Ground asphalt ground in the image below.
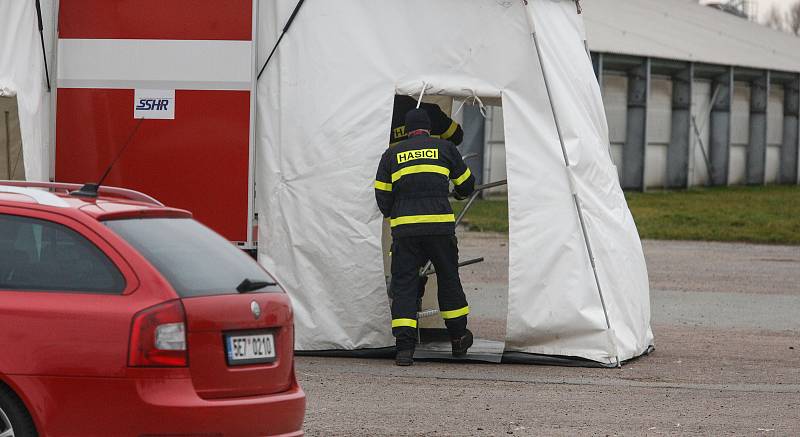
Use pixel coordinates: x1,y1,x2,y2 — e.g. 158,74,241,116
297,233,800,436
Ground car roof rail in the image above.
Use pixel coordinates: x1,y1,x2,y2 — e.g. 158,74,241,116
0,181,164,207
0,184,70,208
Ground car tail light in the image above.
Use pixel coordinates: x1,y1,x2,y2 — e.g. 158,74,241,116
128,300,188,367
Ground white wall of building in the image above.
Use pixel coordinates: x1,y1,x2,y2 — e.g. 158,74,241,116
689,80,713,187
480,69,795,190
766,85,784,184
602,74,627,179
645,77,672,188
483,105,507,196
729,82,751,185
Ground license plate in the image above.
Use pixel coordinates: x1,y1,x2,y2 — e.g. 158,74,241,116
225,332,276,365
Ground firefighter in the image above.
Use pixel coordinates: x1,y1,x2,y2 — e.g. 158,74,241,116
390,95,464,147
389,95,464,305
375,108,475,366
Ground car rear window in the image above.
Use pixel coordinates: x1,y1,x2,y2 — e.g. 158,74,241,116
105,218,273,297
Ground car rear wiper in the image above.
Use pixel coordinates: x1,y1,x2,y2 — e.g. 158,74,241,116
236,278,277,293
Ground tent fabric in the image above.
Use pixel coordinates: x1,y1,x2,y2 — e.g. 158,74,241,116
257,0,652,364
0,0,52,181
510,2,653,363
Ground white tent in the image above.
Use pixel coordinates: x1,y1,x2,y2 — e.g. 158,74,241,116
0,0,53,182
257,0,653,365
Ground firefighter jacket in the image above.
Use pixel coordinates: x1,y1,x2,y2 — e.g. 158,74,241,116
375,133,475,238
390,95,464,146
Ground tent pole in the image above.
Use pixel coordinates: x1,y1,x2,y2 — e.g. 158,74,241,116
526,6,619,367
257,0,306,80
34,0,51,92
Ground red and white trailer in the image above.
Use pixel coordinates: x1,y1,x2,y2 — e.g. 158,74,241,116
53,1,258,248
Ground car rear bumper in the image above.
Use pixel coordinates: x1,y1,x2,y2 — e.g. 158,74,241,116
8,373,305,436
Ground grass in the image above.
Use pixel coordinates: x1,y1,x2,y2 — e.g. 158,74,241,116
452,185,800,244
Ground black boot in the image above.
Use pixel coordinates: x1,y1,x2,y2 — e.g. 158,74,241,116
451,329,473,357
395,348,414,366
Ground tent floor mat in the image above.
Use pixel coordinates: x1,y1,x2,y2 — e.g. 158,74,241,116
296,339,505,363
413,328,504,363
296,347,395,359
296,334,655,367
414,338,505,363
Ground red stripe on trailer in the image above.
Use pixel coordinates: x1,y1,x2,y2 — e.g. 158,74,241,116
58,0,252,41
55,88,250,242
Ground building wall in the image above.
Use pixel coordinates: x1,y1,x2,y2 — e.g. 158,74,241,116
690,79,713,187
0,96,25,180
477,60,798,190
483,105,507,196
602,74,627,178
766,85,784,184
645,76,672,188
729,82,750,185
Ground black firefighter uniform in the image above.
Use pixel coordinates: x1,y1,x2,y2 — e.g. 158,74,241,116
374,131,476,350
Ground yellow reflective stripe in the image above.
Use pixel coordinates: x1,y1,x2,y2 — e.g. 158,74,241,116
391,164,450,183
392,318,418,328
390,214,455,227
452,167,472,186
374,180,392,192
440,306,470,319
440,121,459,140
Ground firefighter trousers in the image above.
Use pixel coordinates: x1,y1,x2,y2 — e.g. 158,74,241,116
390,234,469,351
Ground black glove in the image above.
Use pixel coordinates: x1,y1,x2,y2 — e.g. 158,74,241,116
452,190,468,201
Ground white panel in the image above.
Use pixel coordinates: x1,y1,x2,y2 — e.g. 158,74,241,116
767,86,784,146
766,145,781,184
602,74,627,144
485,106,507,194
57,39,252,90
611,143,623,177
764,80,782,184
644,77,671,189
729,145,747,185
731,83,750,146
647,77,672,144
487,143,508,194
488,106,505,142
690,80,712,187
645,144,667,188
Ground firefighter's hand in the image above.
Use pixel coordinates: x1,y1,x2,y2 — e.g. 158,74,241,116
451,190,468,201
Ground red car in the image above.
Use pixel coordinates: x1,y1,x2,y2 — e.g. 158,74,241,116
0,181,304,437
